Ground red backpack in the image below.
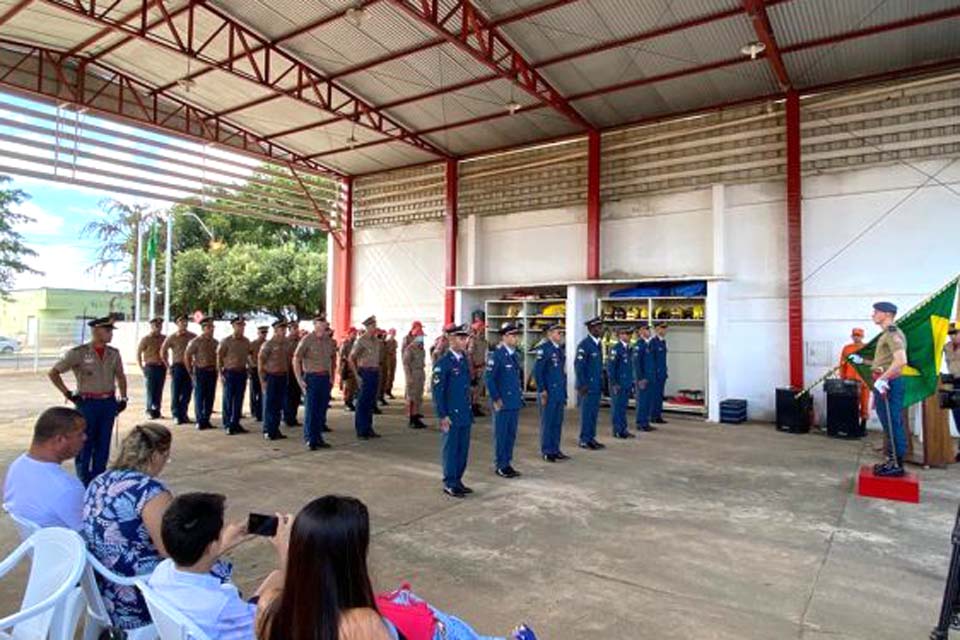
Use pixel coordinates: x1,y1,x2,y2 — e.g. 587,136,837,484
375,583,437,640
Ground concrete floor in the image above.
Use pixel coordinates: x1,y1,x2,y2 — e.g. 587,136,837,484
1,370,958,639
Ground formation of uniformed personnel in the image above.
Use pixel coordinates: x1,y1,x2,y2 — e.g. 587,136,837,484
838,327,871,432
946,324,960,432
574,316,605,450
847,301,908,476
283,324,303,427
184,317,218,431
649,322,669,424
608,326,635,439
137,317,166,419
349,316,382,440
432,323,474,497
380,328,398,401
161,315,196,424
217,317,250,435
293,315,336,450
248,325,268,422
485,323,524,478
467,320,488,418
339,327,358,411
48,316,128,485
259,319,290,441
632,323,658,433
402,321,428,429
534,323,569,462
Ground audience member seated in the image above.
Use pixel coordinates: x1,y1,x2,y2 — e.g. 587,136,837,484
3,406,86,530
256,495,536,640
149,492,287,640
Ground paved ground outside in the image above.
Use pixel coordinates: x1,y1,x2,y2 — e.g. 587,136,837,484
1,370,957,639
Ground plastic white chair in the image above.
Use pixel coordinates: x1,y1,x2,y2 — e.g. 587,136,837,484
0,528,86,640
1,503,39,542
81,554,156,640
135,580,212,640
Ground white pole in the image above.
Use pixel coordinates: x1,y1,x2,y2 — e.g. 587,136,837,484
134,215,143,346
164,212,172,333
149,255,156,320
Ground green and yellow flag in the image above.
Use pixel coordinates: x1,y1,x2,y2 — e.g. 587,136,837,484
145,220,159,262
852,276,958,407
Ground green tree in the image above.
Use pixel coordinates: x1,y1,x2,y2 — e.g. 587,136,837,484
0,176,39,297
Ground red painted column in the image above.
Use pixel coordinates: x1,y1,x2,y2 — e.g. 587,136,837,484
786,90,803,388
444,159,458,324
587,130,601,279
334,177,353,340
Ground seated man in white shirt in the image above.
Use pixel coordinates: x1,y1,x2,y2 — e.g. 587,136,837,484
3,406,87,530
149,492,287,640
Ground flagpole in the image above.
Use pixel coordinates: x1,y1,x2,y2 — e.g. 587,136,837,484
133,215,143,347
164,212,172,333
148,254,156,320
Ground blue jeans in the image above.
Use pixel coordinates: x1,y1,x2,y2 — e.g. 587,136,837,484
611,385,629,436
304,373,331,446
221,369,247,429
170,363,192,422
539,399,564,455
355,368,379,437
635,381,652,428
380,587,504,640
248,368,262,421
874,376,907,458
142,364,165,417
579,392,600,444
442,420,472,489
193,367,217,427
76,397,117,485
263,373,286,437
492,408,518,470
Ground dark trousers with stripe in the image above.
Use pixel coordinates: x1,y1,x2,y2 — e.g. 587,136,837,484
579,392,600,444
539,399,565,455
221,369,247,430
442,420,472,489
284,373,302,425
143,363,166,418
248,368,262,421
170,363,192,422
304,373,331,447
493,408,519,470
355,368,380,437
263,373,286,437
76,397,117,485
193,367,217,427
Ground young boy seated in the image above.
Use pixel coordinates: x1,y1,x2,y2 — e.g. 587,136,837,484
148,492,287,640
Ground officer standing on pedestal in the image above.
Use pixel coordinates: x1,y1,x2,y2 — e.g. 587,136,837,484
632,322,658,433
217,317,250,435
432,324,474,497
248,325,268,422
485,323,524,478
575,316,606,450
293,315,335,451
48,317,128,485
161,315,196,424
650,322,669,424
350,316,382,440
184,317,218,431
402,322,428,429
137,317,166,419
608,326,635,439
259,319,289,441
534,323,569,462
848,301,908,476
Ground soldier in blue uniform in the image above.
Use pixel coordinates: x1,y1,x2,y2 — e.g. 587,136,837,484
485,322,525,478
575,316,606,450
432,324,474,497
534,323,569,462
632,322,658,433
607,326,635,439
650,322,669,424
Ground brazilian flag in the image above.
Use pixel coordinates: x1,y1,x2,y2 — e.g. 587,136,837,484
852,277,958,407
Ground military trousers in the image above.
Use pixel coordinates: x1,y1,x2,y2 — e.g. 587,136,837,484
442,419,472,489
611,385,630,436
304,372,331,447
75,396,117,485
142,363,166,418
355,367,379,437
492,407,519,470
193,367,217,427
875,376,907,458
539,398,565,456
635,381,652,428
221,369,247,430
262,373,286,437
651,377,667,420
284,372,302,425
170,363,192,422
578,391,600,444
248,367,262,421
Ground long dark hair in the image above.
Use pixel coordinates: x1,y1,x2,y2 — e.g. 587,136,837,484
262,495,376,640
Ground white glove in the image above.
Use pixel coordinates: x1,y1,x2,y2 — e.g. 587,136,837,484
847,354,864,365
874,378,889,395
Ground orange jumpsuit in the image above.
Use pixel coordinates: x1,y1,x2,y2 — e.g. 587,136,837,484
839,343,871,420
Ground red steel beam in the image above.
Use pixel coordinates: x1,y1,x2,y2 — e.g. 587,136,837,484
785,89,802,389
334,177,354,339
389,0,593,131
742,0,791,90
0,0,34,28
586,129,600,280
38,0,450,159
444,158,458,324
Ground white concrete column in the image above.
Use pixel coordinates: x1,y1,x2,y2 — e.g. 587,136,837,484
566,284,598,408
326,232,337,322
464,213,480,286
706,184,727,422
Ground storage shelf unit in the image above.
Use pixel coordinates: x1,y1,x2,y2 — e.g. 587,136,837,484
484,297,567,396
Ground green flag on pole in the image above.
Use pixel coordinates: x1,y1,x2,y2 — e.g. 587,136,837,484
146,220,159,262
852,276,958,408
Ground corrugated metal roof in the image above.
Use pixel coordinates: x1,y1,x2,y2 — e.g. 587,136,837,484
426,108,580,155
1,3,104,50
206,0,348,42
321,140,437,175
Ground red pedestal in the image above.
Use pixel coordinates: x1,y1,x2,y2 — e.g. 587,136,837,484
856,465,920,503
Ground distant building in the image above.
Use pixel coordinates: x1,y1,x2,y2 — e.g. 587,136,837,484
0,288,130,350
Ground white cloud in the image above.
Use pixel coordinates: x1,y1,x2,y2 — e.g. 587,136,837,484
12,200,63,236
14,243,127,292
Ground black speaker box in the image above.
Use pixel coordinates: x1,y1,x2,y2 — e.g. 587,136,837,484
826,391,863,438
776,387,812,433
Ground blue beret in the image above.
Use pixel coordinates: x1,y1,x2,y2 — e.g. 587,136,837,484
873,301,898,314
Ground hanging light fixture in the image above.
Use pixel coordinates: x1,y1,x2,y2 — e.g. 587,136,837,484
345,2,366,27
177,59,196,92
740,41,766,60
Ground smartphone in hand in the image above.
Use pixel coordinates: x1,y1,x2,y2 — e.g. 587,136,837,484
247,513,279,537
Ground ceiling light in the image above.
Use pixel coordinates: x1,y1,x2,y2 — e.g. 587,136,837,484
346,135,358,149
345,4,366,27
740,41,766,60
506,101,522,115
177,77,196,92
